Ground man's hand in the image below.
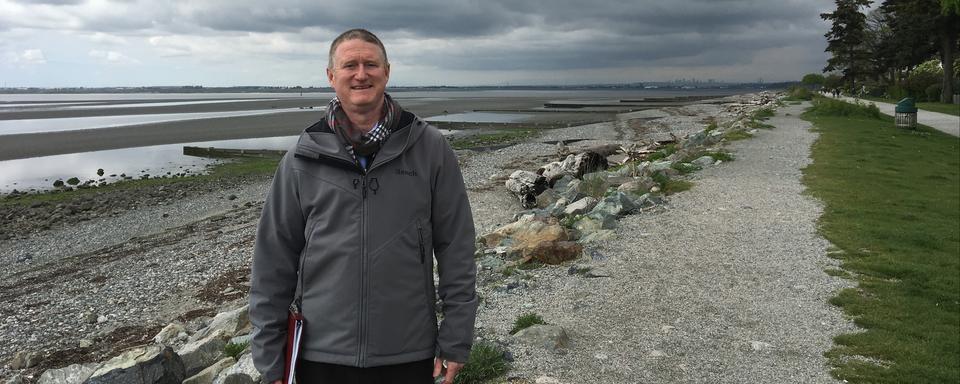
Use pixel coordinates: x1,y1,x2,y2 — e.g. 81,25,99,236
433,358,464,384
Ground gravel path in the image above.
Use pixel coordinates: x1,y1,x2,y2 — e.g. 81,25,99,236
475,102,858,383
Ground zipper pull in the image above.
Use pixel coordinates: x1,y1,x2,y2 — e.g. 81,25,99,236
369,178,379,195
361,178,368,199
352,178,360,190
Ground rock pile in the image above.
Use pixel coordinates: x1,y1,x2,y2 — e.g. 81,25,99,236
33,305,258,384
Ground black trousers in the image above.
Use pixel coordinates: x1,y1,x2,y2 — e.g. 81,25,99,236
296,358,434,384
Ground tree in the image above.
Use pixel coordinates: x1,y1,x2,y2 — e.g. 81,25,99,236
802,73,826,89
881,0,959,102
822,0,874,91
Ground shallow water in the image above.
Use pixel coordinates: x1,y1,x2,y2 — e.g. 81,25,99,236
0,108,314,135
0,136,299,193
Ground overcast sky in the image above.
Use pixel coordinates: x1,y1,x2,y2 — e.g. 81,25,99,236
0,0,836,87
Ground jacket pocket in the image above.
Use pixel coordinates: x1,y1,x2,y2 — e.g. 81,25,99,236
365,219,436,357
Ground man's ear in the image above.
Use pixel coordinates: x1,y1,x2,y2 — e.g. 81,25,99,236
384,63,390,82
326,67,334,86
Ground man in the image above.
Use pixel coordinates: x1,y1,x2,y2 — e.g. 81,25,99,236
249,29,478,384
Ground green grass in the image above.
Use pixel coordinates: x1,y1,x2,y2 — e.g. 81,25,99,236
224,341,249,360
808,98,881,119
1,156,282,207
801,104,960,383
454,341,510,384
862,96,960,116
448,128,540,150
724,130,753,141
509,313,546,335
752,107,775,120
650,171,694,195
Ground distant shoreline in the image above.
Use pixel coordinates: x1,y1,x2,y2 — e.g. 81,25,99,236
0,83,789,95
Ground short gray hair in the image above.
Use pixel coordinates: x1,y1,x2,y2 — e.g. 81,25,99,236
328,28,388,69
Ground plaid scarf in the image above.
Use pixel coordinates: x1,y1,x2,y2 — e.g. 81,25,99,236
326,93,402,170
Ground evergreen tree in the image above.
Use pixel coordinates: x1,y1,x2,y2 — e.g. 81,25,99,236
881,0,959,102
822,0,874,91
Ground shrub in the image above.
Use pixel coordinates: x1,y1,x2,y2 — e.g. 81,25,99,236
786,86,814,101
224,341,248,360
886,85,908,100
510,313,546,335
808,98,882,119
925,83,943,102
454,342,510,384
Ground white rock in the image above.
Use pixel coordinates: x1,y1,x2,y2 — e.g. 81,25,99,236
535,376,561,384
38,363,98,384
153,322,187,345
750,341,773,351
648,350,668,357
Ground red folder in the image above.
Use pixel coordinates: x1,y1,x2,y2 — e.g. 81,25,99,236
283,308,304,384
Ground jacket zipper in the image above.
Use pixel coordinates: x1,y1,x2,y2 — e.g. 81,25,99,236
358,172,368,367
417,221,425,264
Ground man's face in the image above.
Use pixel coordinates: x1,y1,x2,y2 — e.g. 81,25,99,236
327,39,390,112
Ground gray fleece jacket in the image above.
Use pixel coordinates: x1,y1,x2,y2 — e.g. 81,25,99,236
249,111,478,383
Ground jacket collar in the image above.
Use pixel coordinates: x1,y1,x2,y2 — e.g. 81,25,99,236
294,111,424,170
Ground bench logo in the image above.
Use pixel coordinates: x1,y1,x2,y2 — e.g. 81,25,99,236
396,169,417,177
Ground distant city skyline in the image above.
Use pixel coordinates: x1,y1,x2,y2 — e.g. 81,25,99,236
1,0,835,87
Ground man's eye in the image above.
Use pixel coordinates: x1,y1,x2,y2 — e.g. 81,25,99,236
344,63,356,69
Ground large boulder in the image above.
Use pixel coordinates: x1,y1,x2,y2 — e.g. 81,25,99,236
153,322,187,346
482,216,575,264
212,353,260,384
191,305,250,341
37,363,98,384
182,357,235,384
572,213,617,237
177,329,230,377
512,325,570,351
85,345,185,384
521,241,582,264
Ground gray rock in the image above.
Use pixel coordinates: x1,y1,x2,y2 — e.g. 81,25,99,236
191,305,250,341
572,213,617,237
589,192,639,218
4,374,26,384
38,363,98,384
617,177,656,196
647,161,674,173
512,324,570,351
177,329,229,377
551,174,576,191
562,197,598,217
85,345,185,384
534,189,561,209
182,357,235,384
543,198,568,217
558,179,583,201
212,353,260,384
153,322,187,345
10,350,39,369
16,253,32,263
692,155,715,168
78,339,93,348
478,255,505,271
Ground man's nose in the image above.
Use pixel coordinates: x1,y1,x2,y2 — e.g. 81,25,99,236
355,65,369,80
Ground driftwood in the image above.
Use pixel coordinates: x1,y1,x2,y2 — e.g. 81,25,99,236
538,152,609,187
505,170,548,208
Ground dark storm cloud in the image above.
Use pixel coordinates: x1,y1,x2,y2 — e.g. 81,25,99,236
1,0,834,77
162,0,832,71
